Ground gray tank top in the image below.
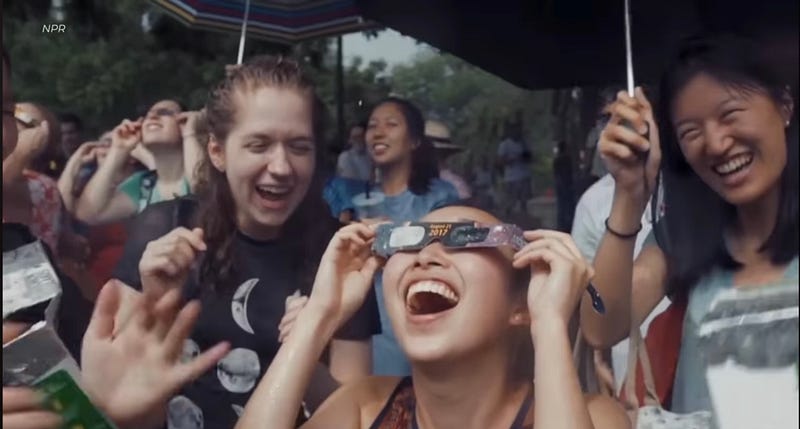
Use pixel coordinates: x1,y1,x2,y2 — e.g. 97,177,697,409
671,257,799,426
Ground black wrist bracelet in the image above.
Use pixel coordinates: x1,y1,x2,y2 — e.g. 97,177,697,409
605,218,641,239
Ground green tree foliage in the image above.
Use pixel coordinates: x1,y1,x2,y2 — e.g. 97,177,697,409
4,1,590,194
3,0,295,136
388,51,558,191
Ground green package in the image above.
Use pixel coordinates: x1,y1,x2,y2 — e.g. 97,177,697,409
34,369,117,429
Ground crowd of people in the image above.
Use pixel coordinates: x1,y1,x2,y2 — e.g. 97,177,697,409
2,31,797,429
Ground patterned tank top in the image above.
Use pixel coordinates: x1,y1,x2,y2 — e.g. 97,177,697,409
369,377,534,429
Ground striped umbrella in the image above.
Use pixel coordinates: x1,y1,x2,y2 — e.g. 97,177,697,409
150,0,378,62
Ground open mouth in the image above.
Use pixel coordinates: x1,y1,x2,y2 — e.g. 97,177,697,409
144,124,164,133
371,143,389,154
406,280,459,316
255,185,292,201
713,153,753,176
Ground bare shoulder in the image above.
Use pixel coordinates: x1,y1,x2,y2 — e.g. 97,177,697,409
337,376,401,404
350,376,404,413
585,394,632,429
303,376,404,429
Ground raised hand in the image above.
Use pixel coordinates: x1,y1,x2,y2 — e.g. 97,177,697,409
72,141,99,166
81,281,230,429
139,227,206,299
2,387,62,429
15,120,50,161
177,111,200,139
110,119,143,154
306,223,383,329
598,87,661,206
513,230,595,334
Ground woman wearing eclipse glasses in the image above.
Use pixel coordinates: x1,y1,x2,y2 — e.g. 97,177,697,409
73,99,202,225
234,205,627,429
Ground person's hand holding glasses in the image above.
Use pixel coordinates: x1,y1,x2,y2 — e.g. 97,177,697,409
14,108,49,161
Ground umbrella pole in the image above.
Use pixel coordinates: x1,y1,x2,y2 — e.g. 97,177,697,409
337,36,345,154
624,0,635,97
237,0,252,65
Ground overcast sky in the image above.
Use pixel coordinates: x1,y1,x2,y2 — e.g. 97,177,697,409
342,29,428,68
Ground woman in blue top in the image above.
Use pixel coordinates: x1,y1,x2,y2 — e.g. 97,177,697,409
325,97,459,375
580,34,798,425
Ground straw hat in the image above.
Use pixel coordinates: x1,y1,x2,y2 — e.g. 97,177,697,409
425,120,463,152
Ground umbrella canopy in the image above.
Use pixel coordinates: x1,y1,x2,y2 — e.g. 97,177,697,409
355,0,798,90
151,0,379,44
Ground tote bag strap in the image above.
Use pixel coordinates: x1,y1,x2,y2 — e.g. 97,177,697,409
573,328,610,395
623,323,660,410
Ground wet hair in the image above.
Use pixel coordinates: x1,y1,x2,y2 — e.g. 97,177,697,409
654,34,798,297
370,97,439,195
58,112,83,131
196,55,336,292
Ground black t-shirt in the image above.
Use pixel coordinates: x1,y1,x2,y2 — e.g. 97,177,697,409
113,199,380,429
3,223,93,362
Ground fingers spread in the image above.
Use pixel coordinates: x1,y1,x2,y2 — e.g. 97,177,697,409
163,301,203,360
86,280,122,340
151,288,184,341
174,342,231,386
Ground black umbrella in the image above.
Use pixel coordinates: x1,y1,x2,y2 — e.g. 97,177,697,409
355,0,798,90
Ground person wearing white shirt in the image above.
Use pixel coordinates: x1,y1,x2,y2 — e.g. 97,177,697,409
336,124,372,181
496,124,532,216
571,173,670,393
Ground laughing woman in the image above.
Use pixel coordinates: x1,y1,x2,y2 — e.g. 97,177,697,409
325,98,459,376
580,34,798,422
110,56,379,428
234,205,630,429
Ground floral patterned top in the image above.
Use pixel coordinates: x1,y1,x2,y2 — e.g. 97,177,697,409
22,169,64,255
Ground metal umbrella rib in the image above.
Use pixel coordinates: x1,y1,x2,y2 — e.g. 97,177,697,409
151,0,378,45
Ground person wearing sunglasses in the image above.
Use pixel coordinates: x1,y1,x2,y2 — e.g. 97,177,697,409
231,205,628,429
73,99,201,225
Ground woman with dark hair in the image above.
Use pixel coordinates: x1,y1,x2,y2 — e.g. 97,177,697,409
3,102,67,254
580,34,798,421
110,55,379,428
325,97,459,376
73,97,202,225
233,205,629,429
325,98,457,223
